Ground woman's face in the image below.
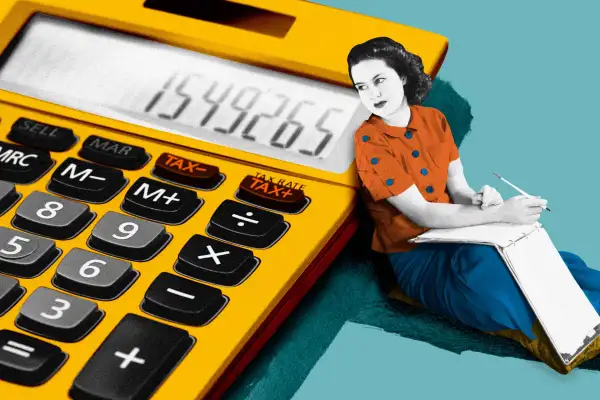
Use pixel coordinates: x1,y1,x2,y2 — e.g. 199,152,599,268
350,59,407,118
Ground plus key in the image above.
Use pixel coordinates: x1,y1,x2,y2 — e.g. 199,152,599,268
69,313,194,400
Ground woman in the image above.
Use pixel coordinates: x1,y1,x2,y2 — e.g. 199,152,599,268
348,37,600,344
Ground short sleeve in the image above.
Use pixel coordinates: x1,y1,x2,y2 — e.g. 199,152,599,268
354,125,415,201
436,110,460,162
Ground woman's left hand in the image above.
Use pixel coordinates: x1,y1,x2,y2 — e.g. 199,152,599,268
471,185,503,209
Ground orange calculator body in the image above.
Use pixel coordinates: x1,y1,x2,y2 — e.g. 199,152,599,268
0,1,448,398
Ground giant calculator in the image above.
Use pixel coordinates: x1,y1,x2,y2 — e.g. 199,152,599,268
0,1,448,398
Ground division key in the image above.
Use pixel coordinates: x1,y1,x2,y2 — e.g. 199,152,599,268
69,313,194,400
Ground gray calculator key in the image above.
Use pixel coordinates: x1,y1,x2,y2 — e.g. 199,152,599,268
0,226,60,278
0,275,25,316
16,287,104,342
52,248,138,300
12,191,95,239
88,212,171,261
0,180,20,216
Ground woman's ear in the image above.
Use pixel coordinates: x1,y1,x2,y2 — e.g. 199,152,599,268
401,76,407,85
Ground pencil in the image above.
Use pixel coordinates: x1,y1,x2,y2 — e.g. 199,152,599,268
493,172,551,212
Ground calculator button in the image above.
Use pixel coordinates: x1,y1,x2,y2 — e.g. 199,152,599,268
12,191,95,240
206,200,289,249
141,272,228,326
88,211,171,261
79,135,150,170
0,180,20,216
152,152,224,190
0,329,67,386
48,157,127,203
8,117,77,152
16,287,104,342
0,275,25,316
121,177,203,224
69,313,194,400
236,174,310,214
0,141,53,184
174,234,259,286
0,227,60,278
52,248,138,300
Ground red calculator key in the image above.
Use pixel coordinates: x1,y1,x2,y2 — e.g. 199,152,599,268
235,175,310,214
152,152,224,190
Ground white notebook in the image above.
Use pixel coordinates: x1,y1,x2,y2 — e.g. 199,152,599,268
409,223,600,365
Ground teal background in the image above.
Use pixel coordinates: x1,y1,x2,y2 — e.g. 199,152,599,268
224,0,600,399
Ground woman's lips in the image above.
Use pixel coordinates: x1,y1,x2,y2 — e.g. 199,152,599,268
374,101,387,109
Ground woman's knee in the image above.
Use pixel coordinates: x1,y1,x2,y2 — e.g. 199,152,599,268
559,251,585,266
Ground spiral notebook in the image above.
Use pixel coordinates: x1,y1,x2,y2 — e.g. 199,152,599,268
409,222,600,365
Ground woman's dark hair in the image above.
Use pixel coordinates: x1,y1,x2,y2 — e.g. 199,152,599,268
347,37,432,105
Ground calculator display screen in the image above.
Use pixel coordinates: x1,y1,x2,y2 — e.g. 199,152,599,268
0,14,369,173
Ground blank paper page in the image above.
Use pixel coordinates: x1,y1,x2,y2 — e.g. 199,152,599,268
502,228,600,363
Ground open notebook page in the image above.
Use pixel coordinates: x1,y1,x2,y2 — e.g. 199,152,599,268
500,228,600,364
409,222,541,248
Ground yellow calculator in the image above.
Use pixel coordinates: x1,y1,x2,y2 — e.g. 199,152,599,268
0,1,447,398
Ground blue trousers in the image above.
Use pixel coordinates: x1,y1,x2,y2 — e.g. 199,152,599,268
388,243,600,340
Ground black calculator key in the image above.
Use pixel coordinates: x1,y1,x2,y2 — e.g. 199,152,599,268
206,200,289,249
48,157,127,203
0,227,60,278
12,191,95,240
0,275,25,316
121,177,203,224
88,211,171,261
8,117,77,152
52,248,138,300
16,287,104,342
153,152,224,190
69,313,194,400
236,174,310,214
175,234,259,286
0,141,53,184
0,180,20,216
0,329,67,386
79,135,150,170
141,272,228,326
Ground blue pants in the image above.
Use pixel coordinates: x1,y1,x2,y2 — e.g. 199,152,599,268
388,243,600,340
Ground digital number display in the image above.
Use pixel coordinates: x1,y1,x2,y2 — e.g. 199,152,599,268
0,15,368,172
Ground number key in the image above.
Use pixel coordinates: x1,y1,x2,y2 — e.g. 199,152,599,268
88,212,171,261
12,191,95,239
16,287,104,342
52,248,139,300
0,227,60,278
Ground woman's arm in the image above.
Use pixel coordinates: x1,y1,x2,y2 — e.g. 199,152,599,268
446,158,477,205
386,184,501,228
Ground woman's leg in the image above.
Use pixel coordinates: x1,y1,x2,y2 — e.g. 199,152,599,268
389,243,538,339
559,251,600,310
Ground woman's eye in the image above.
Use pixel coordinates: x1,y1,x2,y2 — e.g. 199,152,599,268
375,78,385,84
356,85,366,91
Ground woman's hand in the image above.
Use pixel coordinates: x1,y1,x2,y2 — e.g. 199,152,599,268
471,185,503,209
496,195,547,224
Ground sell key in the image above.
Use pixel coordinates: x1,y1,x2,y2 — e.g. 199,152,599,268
8,117,77,152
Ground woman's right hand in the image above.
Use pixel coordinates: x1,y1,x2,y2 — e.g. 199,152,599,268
496,195,548,224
